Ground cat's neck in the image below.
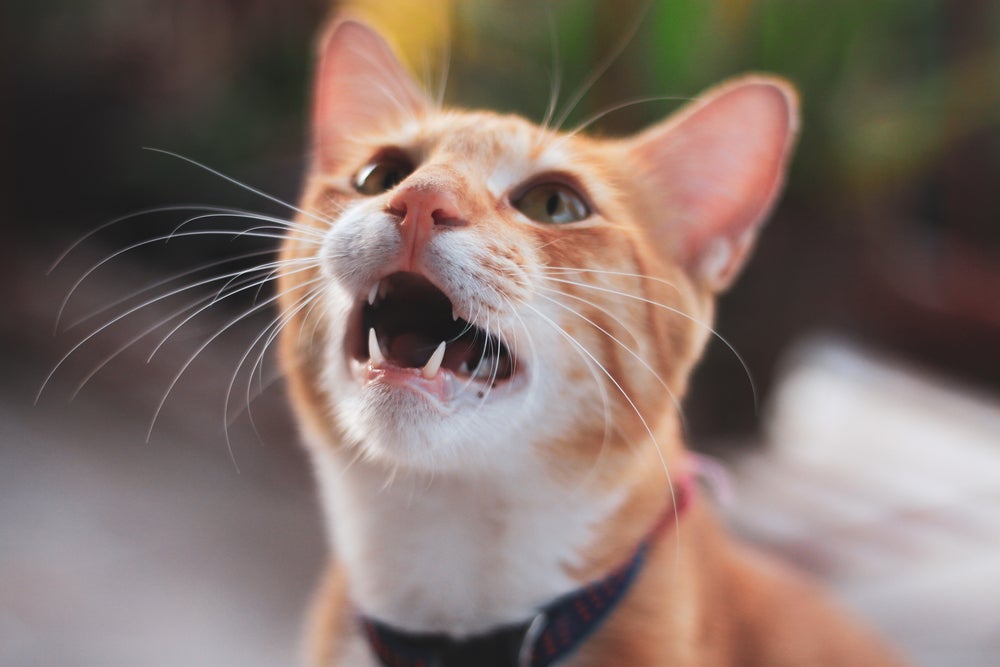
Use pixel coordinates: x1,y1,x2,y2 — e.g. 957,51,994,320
309,437,680,638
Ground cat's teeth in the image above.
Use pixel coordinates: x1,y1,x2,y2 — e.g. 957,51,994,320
421,341,447,379
368,328,385,366
458,361,470,374
452,308,459,322
367,282,379,306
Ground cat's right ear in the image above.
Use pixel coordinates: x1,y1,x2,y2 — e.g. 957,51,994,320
625,76,799,293
311,18,430,169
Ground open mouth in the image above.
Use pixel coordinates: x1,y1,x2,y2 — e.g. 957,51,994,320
347,272,517,393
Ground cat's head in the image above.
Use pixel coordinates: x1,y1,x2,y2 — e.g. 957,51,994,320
279,19,798,476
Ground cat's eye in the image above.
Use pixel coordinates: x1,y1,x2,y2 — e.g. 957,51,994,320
514,182,591,224
353,153,413,195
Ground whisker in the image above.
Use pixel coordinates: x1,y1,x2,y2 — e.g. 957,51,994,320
38,255,315,402
245,286,327,424
502,292,615,480
540,265,681,294
64,260,320,401
557,95,691,143
167,211,327,241
539,6,562,133
145,274,326,443
142,148,333,227
224,283,325,457
539,274,758,414
67,249,280,330
536,283,640,347
551,0,651,132
521,299,687,561
47,204,295,275
534,288,687,434
146,263,321,362
520,300,673,489
432,21,452,110
56,227,320,332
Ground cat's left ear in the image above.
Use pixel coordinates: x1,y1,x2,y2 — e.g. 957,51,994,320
626,76,799,292
312,17,431,169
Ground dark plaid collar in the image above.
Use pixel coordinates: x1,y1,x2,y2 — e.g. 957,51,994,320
359,476,694,667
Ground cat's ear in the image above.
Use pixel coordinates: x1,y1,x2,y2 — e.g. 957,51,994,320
627,76,799,292
312,18,431,168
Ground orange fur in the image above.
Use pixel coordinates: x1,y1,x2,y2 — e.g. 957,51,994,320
278,17,910,667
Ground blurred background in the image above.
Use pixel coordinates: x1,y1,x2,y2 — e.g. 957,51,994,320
3,0,999,665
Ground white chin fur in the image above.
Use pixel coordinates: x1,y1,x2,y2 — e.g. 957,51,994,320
333,380,528,473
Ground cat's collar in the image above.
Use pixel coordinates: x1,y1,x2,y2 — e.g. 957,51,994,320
358,474,696,667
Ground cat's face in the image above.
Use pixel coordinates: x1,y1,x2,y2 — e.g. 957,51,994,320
279,20,797,476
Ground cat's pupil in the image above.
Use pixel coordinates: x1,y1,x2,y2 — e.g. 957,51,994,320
546,193,560,217
383,169,402,190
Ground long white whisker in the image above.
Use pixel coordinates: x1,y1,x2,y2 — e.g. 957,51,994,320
64,260,319,400
142,148,332,226
540,265,681,294
167,211,326,241
39,255,315,402
56,227,319,332
539,275,758,413
145,275,326,442
540,6,562,132
534,288,687,434
146,263,320,362
47,204,294,275
556,95,690,144
67,249,280,330
245,286,326,427
551,0,651,132
520,301,673,494
224,283,325,461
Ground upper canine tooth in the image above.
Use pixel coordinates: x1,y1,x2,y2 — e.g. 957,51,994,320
367,282,379,306
452,308,459,322
368,328,385,366
422,341,447,379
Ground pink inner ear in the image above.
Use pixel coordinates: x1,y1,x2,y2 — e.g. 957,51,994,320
312,19,429,168
630,78,799,291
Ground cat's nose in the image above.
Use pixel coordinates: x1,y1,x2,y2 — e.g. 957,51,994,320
387,181,467,266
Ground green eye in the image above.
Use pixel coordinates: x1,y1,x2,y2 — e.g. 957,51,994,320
353,154,413,195
514,182,590,224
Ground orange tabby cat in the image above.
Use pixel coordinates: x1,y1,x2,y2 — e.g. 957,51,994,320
278,17,909,667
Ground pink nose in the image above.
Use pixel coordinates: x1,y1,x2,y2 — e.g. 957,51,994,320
388,182,466,269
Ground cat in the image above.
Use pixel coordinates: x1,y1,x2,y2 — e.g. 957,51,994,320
277,16,910,667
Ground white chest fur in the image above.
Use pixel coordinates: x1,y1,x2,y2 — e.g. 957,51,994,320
311,446,624,637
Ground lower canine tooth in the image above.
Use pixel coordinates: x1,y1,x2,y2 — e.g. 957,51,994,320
368,328,385,366
422,341,447,379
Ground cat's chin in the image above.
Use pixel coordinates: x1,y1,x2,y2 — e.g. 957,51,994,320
333,377,531,473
